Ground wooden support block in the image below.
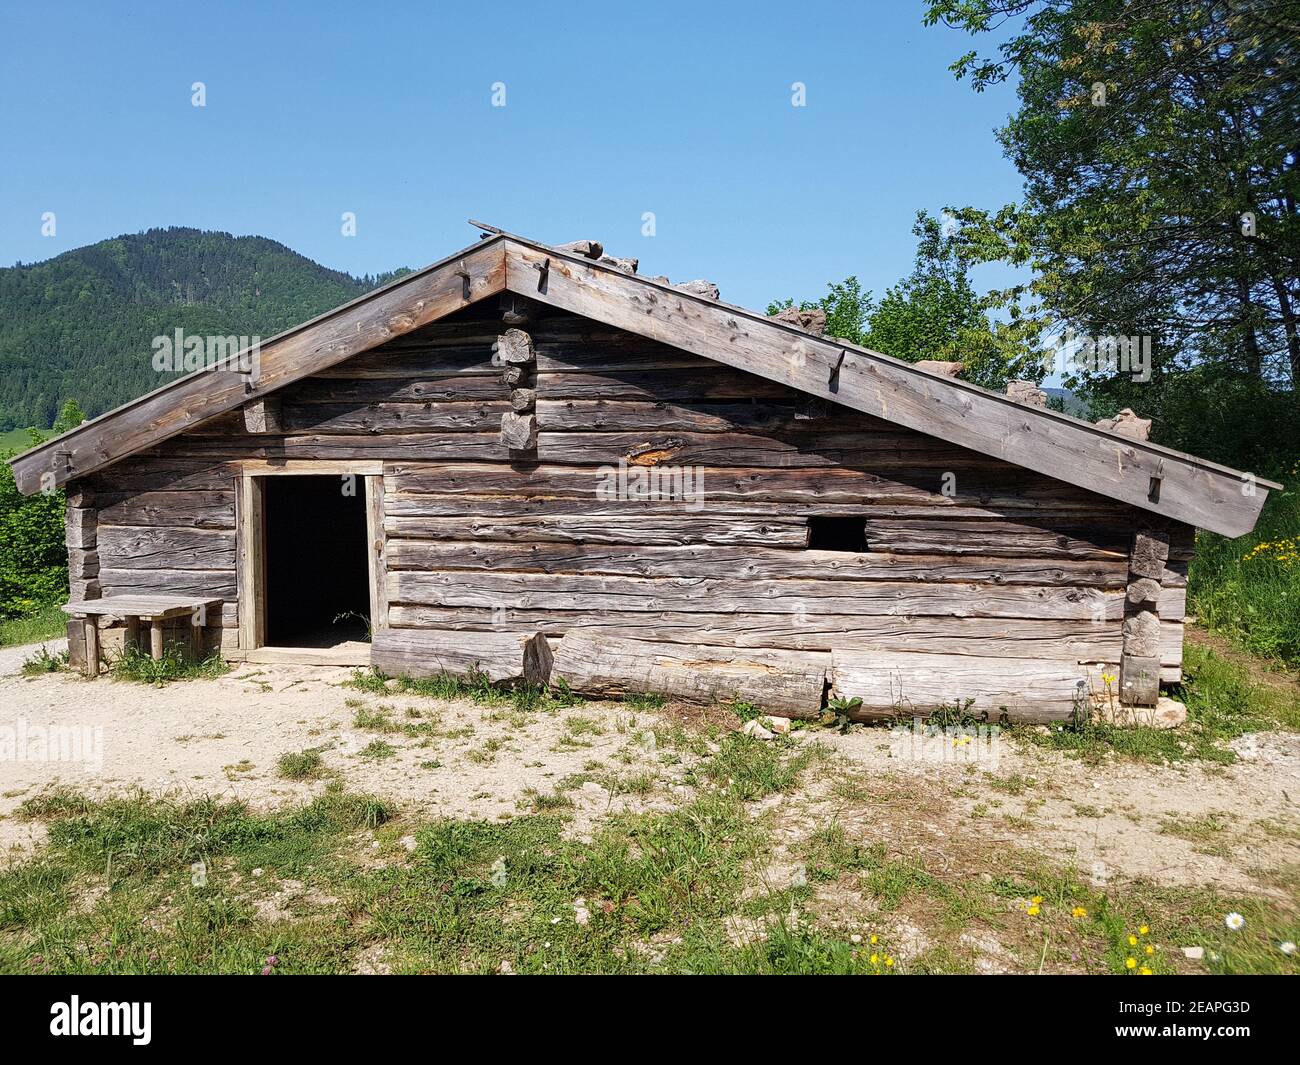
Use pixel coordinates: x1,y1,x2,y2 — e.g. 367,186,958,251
501,364,532,388
496,328,536,365
1125,577,1161,606
550,632,827,714
1121,610,1161,657
66,619,86,670
150,619,164,660
1120,654,1160,706
500,412,538,450
69,578,101,601
68,549,99,581
65,481,95,508
65,507,97,550
243,396,283,434
82,618,100,677
370,628,550,685
1130,530,1171,579
125,615,141,653
510,388,536,413
499,292,539,326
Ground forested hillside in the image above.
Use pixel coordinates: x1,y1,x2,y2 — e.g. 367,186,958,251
0,228,404,429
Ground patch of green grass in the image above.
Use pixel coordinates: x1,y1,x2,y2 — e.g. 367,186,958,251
111,644,229,686
1190,482,1300,665
1016,642,1298,764
20,645,68,675
277,749,326,781
690,733,823,801
357,740,396,762
625,691,667,711
0,604,68,649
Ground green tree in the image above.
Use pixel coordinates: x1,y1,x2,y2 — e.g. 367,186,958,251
770,212,1041,391
923,0,1300,465
51,399,86,435
0,437,67,620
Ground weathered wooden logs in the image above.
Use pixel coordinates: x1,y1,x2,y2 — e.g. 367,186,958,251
371,628,553,686
829,650,1088,722
497,328,538,453
500,413,538,450
549,632,828,714
242,397,282,434
1121,528,1171,705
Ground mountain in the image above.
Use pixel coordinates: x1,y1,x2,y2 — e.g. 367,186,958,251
1043,386,1088,417
0,228,408,430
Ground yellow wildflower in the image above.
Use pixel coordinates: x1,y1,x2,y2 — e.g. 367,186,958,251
1126,957,1137,970
1139,925,1149,935
1072,906,1088,918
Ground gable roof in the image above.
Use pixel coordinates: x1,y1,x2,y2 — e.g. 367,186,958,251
9,224,1279,537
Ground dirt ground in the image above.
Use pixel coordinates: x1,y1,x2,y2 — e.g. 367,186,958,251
3,643,1297,902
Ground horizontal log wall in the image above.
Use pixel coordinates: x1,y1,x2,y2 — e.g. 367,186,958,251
83,303,1194,713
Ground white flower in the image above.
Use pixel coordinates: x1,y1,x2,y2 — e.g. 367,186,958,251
851,934,862,944
1225,912,1245,931
1281,941,1296,956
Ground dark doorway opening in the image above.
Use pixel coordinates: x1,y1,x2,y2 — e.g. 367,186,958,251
807,516,868,553
264,476,370,647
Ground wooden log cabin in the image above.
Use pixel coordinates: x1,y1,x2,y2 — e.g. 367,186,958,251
9,225,1278,722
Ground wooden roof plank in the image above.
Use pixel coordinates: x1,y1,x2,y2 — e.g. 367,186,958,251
9,237,507,494
501,238,1274,538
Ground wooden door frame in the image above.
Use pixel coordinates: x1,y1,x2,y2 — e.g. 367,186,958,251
235,461,386,662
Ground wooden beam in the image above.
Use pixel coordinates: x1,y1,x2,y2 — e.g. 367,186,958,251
242,396,282,434
236,475,266,651
370,628,552,686
502,239,1275,537
549,632,827,714
9,238,507,494
365,475,389,634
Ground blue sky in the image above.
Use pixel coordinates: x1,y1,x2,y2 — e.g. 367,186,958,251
0,0,1024,313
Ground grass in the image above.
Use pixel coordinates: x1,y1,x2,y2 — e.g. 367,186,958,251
344,667,581,716
1190,470,1300,665
20,645,68,675
1016,641,1299,764
277,749,326,781
0,737,832,975
111,644,230,686
0,603,67,648
2,723,1295,975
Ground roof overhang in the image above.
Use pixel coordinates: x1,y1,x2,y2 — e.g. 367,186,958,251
8,235,507,496
8,225,1279,538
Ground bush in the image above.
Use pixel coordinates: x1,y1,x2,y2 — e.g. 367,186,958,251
0,444,67,620
1189,464,1300,665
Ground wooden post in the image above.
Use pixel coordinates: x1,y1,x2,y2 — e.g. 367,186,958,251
1121,529,1169,706
82,618,100,677
125,616,140,654
150,619,164,661
498,328,538,455
242,396,282,434
237,475,267,650
365,475,389,634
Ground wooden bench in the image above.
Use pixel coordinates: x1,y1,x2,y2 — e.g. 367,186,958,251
63,596,224,676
